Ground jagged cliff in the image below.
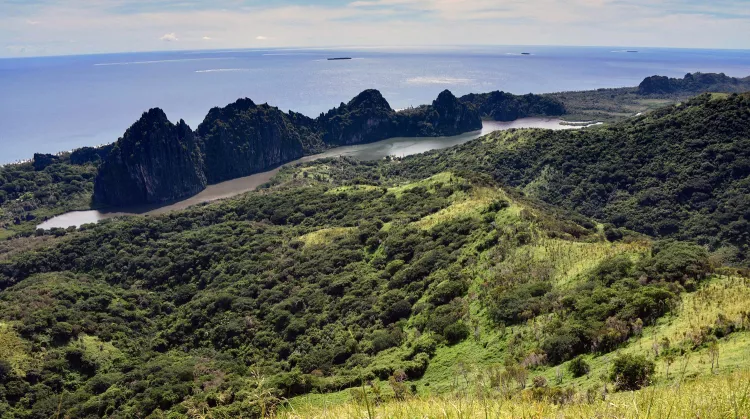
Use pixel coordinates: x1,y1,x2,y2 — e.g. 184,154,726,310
93,90,481,206
315,89,482,145
92,109,206,206
197,99,306,184
316,89,398,146
410,89,484,136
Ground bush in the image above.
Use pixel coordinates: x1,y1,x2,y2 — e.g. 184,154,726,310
637,241,712,284
603,224,624,241
370,328,404,354
609,354,655,391
532,375,547,388
409,334,438,358
443,322,469,345
382,299,412,324
567,356,590,378
428,280,467,306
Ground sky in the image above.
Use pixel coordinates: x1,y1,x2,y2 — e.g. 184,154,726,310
2,0,750,57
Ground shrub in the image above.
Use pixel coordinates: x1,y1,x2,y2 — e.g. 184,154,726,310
428,280,467,306
637,241,712,284
532,375,547,388
603,224,624,242
370,328,404,354
567,356,590,378
443,322,469,345
381,299,412,324
609,354,655,391
409,334,438,358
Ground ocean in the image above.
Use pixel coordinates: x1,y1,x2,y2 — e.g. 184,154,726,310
2,45,750,164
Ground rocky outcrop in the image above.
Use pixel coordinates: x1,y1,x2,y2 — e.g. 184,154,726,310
317,89,482,143
93,109,206,206
93,90,483,207
197,99,306,184
459,91,565,121
316,90,398,146
420,90,483,135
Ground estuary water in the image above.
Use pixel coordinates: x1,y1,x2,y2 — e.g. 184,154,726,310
2,46,750,164
37,118,586,229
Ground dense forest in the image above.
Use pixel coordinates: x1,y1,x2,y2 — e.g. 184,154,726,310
1,93,748,417
0,160,717,417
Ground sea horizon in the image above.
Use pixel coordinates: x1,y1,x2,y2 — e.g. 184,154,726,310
2,45,749,164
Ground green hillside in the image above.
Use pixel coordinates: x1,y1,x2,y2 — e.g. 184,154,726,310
318,93,750,264
0,166,741,417
0,93,749,418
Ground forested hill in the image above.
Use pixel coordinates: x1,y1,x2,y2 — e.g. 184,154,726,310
0,93,749,417
0,157,720,417
638,72,750,95
92,89,481,207
546,72,750,121
352,93,750,263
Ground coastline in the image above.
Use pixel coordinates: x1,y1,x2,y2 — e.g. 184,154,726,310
36,118,595,230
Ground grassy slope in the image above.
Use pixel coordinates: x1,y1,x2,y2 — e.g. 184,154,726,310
284,267,750,416
0,165,747,417
282,370,750,418
277,170,750,414
275,171,749,413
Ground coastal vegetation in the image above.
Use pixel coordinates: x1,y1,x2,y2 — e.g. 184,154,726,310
0,76,750,417
0,92,749,417
0,162,736,417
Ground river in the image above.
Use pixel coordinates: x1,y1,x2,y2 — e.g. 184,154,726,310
37,118,592,229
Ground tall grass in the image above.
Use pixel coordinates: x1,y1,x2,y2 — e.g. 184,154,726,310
278,370,750,418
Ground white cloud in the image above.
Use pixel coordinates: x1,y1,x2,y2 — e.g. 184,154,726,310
160,32,178,42
0,1,748,57
26,20,40,25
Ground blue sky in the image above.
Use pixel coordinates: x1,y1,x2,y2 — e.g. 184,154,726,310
2,0,749,57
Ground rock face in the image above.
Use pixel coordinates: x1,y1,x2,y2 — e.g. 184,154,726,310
317,90,397,146
459,91,565,121
317,89,482,143
93,109,206,206
93,90,483,206
421,90,484,135
197,99,306,184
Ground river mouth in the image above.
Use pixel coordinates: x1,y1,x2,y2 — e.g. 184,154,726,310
37,118,592,229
